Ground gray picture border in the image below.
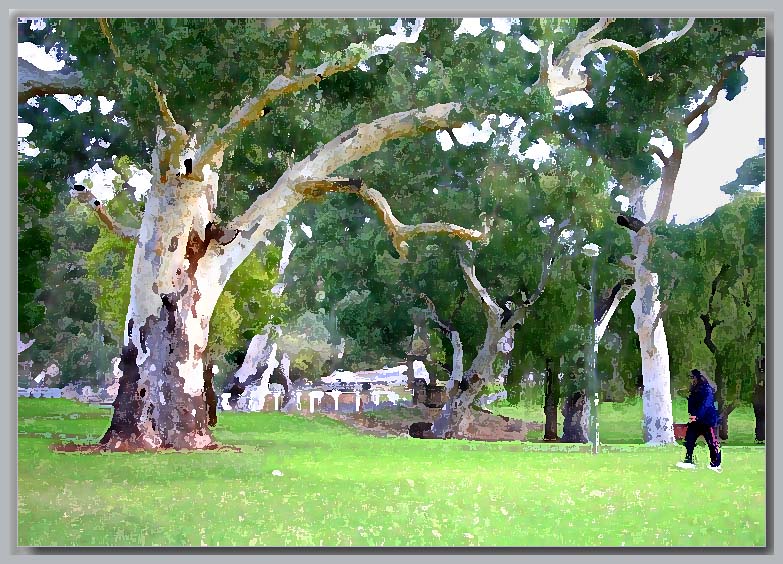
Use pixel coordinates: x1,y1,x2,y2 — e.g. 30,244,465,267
3,0,778,561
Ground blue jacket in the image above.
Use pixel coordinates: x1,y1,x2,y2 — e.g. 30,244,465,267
688,381,720,426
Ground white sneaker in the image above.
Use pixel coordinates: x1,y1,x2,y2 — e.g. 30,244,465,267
676,461,696,469
708,465,723,473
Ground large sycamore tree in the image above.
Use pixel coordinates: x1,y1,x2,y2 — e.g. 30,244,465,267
21,17,697,450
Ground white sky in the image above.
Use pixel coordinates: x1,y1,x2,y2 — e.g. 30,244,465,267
651,57,766,224
17,19,766,224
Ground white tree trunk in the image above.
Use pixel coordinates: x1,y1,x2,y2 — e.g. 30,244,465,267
233,330,280,390
102,175,226,450
628,228,675,445
444,331,464,393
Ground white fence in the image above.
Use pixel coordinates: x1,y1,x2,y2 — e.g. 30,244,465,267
220,387,405,413
19,386,412,413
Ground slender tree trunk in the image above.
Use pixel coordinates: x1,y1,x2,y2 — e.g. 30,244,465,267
713,363,732,440
444,330,464,393
543,357,560,441
203,355,218,427
718,403,735,441
628,228,675,444
224,329,279,408
753,398,765,442
279,353,298,412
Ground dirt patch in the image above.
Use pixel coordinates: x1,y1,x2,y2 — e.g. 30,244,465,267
322,405,543,442
49,441,242,454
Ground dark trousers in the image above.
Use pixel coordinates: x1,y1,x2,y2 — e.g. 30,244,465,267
684,422,722,467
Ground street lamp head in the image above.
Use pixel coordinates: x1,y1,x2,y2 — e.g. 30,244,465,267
582,243,601,257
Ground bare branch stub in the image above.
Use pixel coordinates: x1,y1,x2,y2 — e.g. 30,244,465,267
617,214,645,233
70,184,139,240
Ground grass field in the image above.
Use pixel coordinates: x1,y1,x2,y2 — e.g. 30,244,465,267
17,398,765,547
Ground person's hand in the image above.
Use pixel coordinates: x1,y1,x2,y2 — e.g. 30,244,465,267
689,415,697,422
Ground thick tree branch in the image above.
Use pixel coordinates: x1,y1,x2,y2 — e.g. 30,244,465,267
684,55,748,128
687,112,710,144
70,185,139,240
538,18,695,98
700,313,719,355
524,218,571,306
18,57,84,102
194,19,425,172
649,146,683,223
296,177,488,260
588,18,696,58
707,263,730,316
457,247,504,322
647,144,669,167
647,54,752,221
225,102,466,247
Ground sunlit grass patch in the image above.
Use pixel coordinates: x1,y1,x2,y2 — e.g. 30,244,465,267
18,398,765,547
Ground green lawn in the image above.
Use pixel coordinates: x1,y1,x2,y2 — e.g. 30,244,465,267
17,398,765,547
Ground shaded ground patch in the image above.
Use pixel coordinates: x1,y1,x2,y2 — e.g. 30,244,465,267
321,405,543,441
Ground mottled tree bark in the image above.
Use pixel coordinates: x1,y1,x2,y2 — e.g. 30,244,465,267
100,175,226,450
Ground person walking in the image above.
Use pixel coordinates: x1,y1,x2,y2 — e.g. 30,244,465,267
676,369,722,473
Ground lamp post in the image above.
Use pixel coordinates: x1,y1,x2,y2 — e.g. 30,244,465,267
582,243,600,455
